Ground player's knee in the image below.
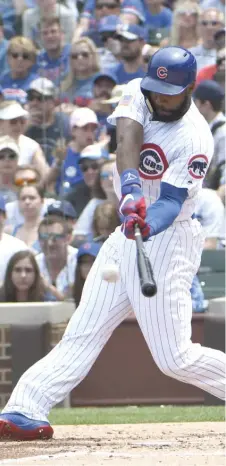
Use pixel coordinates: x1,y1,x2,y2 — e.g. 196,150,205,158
156,352,191,379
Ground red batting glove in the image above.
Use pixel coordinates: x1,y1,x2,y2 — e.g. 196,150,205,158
122,213,151,241
119,186,146,221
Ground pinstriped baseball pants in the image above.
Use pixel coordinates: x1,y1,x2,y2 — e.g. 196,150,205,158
3,220,225,422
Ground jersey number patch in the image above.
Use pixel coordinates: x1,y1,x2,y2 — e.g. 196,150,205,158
139,143,168,180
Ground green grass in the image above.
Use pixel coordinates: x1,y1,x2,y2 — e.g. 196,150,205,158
49,406,225,425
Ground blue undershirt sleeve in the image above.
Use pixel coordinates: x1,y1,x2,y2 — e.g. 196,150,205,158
146,182,188,237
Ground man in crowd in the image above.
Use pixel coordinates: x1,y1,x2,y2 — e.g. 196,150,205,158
37,17,71,86
193,80,225,202
112,24,146,83
189,8,225,71
0,195,27,283
22,0,78,48
49,107,99,196
98,15,121,70
196,28,225,85
45,200,78,241
25,77,71,166
36,216,78,298
65,143,108,216
88,71,118,133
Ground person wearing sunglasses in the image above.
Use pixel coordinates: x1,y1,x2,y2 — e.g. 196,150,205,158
0,36,39,98
162,1,201,50
74,155,117,241
5,164,56,231
0,135,20,203
112,24,146,84
196,29,225,87
61,37,100,106
97,15,121,70
190,7,225,71
36,216,78,298
55,108,99,197
25,77,71,166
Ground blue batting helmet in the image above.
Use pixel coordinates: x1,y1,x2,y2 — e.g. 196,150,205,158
140,46,197,96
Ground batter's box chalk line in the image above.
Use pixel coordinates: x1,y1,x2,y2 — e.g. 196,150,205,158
0,448,224,465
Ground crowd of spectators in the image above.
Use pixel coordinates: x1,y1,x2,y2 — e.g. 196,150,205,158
0,0,224,311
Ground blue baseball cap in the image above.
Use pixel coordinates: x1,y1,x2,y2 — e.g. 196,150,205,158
0,195,6,213
77,241,102,259
116,24,146,41
93,71,118,85
193,80,225,105
45,200,78,219
98,15,120,33
79,144,109,162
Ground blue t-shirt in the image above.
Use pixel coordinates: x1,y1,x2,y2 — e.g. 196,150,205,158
37,45,71,86
0,39,9,77
62,75,96,105
0,70,39,94
57,147,84,194
143,5,173,28
112,63,145,84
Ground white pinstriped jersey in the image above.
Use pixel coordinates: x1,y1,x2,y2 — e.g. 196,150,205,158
108,78,214,221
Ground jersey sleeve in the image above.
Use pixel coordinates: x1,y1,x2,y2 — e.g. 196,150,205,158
107,78,147,127
162,137,214,192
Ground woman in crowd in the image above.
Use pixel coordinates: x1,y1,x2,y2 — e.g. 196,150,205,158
5,164,56,228
5,184,44,253
0,250,63,302
73,241,102,306
0,36,38,95
61,37,100,106
161,1,201,50
73,155,118,240
0,100,49,179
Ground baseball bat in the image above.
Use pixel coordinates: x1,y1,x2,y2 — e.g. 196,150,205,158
134,224,157,298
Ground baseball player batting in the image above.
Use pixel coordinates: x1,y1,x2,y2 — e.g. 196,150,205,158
0,46,225,441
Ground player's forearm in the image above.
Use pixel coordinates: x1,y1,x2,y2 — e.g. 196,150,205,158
146,182,188,236
116,117,143,174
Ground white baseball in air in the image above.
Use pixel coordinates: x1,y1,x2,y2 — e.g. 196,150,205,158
101,264,120,282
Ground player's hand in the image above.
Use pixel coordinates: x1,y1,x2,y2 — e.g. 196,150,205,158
119,169,146,220
122,213,151,241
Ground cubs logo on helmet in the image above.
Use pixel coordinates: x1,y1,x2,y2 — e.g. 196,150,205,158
139,143,168,180
188,155,208,179
157,66,168,79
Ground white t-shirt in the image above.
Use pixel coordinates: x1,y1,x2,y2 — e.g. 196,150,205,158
209,112,226,178
5,198,56,227
74,198,104,237
18,134,40,166
0,234,28,283
189,45,216,72
36,245,78,294
195,188,225,238
108,78,214,221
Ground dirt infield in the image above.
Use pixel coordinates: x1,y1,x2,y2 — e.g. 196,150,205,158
0,422,225,466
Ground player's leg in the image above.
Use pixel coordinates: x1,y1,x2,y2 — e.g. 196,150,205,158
123,219,226,400
0,234,132,439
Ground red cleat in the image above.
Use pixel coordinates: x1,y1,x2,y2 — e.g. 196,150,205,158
0,412,53,441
